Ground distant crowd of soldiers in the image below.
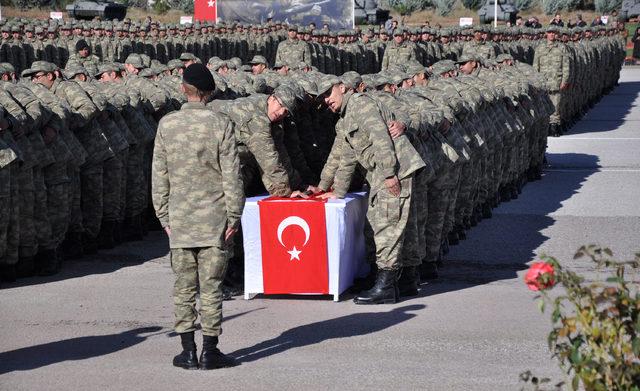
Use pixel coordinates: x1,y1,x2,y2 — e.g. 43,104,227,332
0,16,625,299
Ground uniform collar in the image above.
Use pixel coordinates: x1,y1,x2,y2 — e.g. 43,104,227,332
339,91,354,117
181,101,207,110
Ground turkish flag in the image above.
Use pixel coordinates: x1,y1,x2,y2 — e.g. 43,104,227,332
258,197,329,294
194,0,217,22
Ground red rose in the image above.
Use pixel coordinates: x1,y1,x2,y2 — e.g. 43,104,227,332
525,262,556,291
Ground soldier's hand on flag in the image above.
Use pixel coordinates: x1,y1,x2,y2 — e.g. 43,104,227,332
225,226,238,242
317,191,338,200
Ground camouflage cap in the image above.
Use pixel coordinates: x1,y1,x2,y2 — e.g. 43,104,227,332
35,27,44,34
406,62,429,76
22,61,57,77
431,60,456,75
455,54,479,64
167,59,185,70
295,78,318,96
63,65,89,80
124,53,145,69
0,62,15,74
495,53,514,63
249,55,267,65
340,71,362,90
273,85,298,115
546,26,559,33
138,68,155,78
316,75,341,96
393,28,404,36
179,52,198,61
95,62,120,77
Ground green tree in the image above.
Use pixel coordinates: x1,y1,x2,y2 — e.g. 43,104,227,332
434,0,456,15
462,0,483,10
595,0,622,13
515,0,537,10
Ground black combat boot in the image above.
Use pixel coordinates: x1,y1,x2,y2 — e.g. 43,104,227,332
82,234,98,255
549,124,560,137
124,214,144,242
173,331,198,370
36,249,59,276
113,221,123,245
97,220,116,250
350,264,378,293
16,256,36,278
353,269,399,305
447,230,459,246
482,202,493,219
456,226,466,241
419,262,439,281
397,266,420,297
0,264,17,282
63,231,84,260
199,335,238,370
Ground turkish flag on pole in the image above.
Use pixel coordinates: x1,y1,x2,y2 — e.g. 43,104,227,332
258,198,329,294
194,0,217,22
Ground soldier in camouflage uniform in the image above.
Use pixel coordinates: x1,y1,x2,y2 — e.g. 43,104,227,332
152,63,244,370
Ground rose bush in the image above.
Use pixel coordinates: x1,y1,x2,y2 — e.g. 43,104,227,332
521,246,640,391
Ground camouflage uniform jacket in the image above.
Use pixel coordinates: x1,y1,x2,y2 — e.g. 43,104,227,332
152,101,245,249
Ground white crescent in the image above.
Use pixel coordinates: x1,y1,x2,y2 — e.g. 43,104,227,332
277,216,310,248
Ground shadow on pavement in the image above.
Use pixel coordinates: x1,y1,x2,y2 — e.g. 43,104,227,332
3,231,169,289
427,152,601,295
230,304,424,363
0,326,163,374
563,81,640,136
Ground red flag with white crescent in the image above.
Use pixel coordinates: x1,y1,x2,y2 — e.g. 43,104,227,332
194,0,217,22
258,197,329,294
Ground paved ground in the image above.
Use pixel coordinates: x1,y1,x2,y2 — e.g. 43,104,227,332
1,69,639,391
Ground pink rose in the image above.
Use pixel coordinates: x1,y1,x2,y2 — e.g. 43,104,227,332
525,262,556,291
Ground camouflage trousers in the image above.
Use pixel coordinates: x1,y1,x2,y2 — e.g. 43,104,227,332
0,165,11,260
80,163,104,239
125,143,147,218
67,164,83,235
425,165,455,265
548,92,562,125
400,170,427,268
367,176,413,271
171,246,229,336
102,156,124,223
17,166,37,258
43,160,71,249
2,163,20,266
32,167,53,251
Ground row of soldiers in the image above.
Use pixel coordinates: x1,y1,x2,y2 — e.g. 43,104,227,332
0,22,622,297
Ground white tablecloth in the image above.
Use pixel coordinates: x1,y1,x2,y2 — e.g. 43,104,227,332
241,193,369,301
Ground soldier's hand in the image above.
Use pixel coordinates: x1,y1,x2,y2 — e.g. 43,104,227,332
42,127,57,145
385,175,401,197
317,192,338,200
560,82,570,91
290,190,309,199
306,185,322,195
164,226,172,237
388,121,406,139
225,227,238,242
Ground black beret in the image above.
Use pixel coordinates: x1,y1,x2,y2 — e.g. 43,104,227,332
182,63,215,92
75,39,89,52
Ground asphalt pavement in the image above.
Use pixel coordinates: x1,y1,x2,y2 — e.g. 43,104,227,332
1,68,639,391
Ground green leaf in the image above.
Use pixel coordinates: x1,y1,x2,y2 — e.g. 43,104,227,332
538,299,546,313
571,375,579,391
603,248,613,256
633,337,640,357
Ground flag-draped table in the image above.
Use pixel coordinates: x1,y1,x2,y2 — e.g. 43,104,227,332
241,193,369,302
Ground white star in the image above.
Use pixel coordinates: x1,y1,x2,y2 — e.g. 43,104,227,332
287,246,302,261
207,0,214,7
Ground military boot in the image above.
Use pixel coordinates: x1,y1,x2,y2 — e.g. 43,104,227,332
353,270,399,305
63,231,84,260
199,335,238,370
441,237,450,255
173,331,198,370
397,266,420,297
123,214,144,242
482,202,493,219
36,249,59,276
97,220,116,250
419,262,439,281
447,230,459,246
83,234,98,255
0,264,17,282
16,256,36,278
113,221,123,245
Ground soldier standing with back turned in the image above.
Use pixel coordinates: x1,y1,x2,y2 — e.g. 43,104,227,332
152,63,245,370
